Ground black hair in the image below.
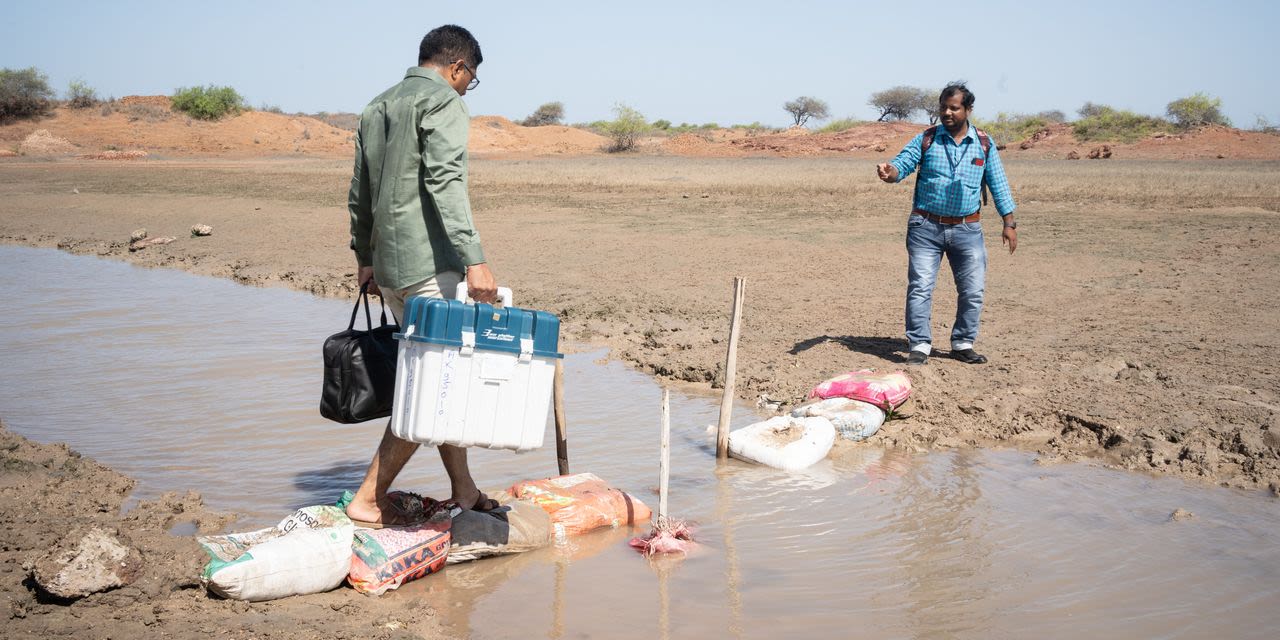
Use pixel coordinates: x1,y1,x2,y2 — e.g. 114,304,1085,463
418,25,483,68
939,82,975,109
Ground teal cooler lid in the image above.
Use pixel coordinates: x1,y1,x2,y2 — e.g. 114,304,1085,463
395,297,563,359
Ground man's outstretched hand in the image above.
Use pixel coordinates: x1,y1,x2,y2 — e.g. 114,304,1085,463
877,162,899,183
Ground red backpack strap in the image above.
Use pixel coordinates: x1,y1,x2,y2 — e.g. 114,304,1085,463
920,125,938,155
974,127,991,157
972,127,992,207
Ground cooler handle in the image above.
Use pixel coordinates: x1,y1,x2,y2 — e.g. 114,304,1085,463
455,283,513,307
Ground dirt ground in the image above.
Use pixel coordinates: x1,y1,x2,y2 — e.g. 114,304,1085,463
0,419,447,639
2,155,1278,497
3,150,1280,636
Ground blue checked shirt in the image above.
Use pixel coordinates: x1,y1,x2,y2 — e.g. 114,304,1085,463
889,124,1016,217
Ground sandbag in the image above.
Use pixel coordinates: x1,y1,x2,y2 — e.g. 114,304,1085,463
448,498,554,564
348,521,451,596
792,397,886,441
508,473,652,539
808,369,912,410
727,416,836,471
333,489,453,596
198,505,354,602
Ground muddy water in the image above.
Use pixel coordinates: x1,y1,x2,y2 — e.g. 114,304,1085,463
1,245,1277,639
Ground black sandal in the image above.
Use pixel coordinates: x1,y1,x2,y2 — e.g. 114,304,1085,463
950,348,988,365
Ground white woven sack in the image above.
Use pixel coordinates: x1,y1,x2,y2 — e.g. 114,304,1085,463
198,505,354,602
792,398,886,441
728,416,836,471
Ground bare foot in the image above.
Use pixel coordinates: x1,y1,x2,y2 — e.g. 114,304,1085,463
451,490,499,512
345,495,418,527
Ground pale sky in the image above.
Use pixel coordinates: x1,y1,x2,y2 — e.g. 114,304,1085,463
4,0,1277,127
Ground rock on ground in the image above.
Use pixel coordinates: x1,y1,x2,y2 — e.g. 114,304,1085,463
29,527,143,599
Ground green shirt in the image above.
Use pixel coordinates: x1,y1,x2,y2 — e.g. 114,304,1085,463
349,66,485,291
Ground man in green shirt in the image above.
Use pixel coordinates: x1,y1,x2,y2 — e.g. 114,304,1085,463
345,25,501,527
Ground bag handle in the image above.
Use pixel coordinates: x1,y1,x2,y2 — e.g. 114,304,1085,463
349,281,391,331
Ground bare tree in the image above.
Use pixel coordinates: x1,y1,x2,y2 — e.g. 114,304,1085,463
520,101,565,127
783,96,830,127
910,88,940,124
869,86,923,122
1077,102,1109,119
1035,109,1068,123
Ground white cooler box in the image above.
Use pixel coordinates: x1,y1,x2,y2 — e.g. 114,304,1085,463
390,286,562,452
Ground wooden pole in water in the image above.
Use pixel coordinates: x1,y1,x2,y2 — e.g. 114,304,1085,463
658,388,671,527
554,360,569,476
716,277,745,459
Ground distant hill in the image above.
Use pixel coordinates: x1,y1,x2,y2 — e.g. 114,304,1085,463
2,97,1277,160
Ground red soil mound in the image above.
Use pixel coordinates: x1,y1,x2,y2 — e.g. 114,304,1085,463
998,123,1280,160
468,115,607,156
0,98,353,157
721,121,923,157
2,97,1277,160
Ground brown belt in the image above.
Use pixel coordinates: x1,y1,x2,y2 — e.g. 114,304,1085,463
913,209,980,224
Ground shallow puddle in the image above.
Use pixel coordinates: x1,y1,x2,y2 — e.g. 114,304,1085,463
1,245,1277,639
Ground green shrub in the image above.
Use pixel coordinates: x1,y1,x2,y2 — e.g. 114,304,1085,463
1073,106,1173,142
652,119,672,130
600,103,649,152
66,79,98,109
0,67,55,122
171,85,246,120
973,113,1051,145
1166,92,1230,129
818,118,864,134
259,104,284,114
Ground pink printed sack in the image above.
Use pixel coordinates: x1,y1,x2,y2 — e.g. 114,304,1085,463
807,369,912,410
348,521,450,596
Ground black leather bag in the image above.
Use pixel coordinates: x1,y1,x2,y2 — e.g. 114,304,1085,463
320,283,400,423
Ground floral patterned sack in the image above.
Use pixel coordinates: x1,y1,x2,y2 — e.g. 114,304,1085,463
807,370,912,411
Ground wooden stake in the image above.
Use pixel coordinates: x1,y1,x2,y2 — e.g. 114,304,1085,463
554,360,569,476
716,277,745,459
658,388,671,526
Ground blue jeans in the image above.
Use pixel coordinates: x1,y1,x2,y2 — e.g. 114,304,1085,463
905,215,987,353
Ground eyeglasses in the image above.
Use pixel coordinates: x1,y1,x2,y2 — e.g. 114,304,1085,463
459,60,480,91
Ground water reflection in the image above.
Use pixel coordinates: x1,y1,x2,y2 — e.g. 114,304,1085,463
894,451,994,637
714,465,744,640
292,460,370,506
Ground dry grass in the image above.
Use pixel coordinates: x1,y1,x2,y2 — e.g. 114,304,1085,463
4,157,1277,216
100,101,174,123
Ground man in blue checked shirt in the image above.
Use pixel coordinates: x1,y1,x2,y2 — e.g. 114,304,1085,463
876,82,1017,366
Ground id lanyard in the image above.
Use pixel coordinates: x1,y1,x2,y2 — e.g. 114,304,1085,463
945,133,970,178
